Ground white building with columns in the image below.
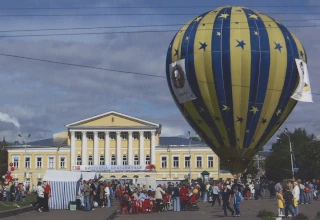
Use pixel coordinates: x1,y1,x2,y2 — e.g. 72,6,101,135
6,111,232,185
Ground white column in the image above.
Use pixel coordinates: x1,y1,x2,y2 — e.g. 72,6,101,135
104,131,110,165
116,131,121,165
139,131,145,165
93,131,99,165
151,131,156,165
128,131,133,165
70,131,76,166
82,131,87,165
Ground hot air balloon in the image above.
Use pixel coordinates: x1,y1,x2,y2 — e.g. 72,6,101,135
166,6,307,174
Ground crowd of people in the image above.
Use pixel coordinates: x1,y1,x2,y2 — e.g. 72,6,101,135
0,181,29,202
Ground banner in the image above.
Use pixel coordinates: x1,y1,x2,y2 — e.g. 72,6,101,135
71,165,147,172
291,59,313,102
169,59,197,104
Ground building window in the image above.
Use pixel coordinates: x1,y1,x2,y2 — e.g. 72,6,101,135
98,133,105,140
208,156,214,168
13,156,19,169
60,157,66,168
122,155,128,165
196,156,202,168
145,155,151,165
76,132,82,140
185,156,190,168
77,156,82,165
134,155,139,165
109,133,116,140
36,157,43,169
25,157,31,169
111,154,116,165
173,156,179,168
48,157,54,169
100,155,105,165
133,133,139,140
121,133,128,140
161,156,167,168
87,133,94,140
144,133,150,140
88,155,93,165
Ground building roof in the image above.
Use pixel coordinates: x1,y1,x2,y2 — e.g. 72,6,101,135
65,111,160,128
158,137,206,146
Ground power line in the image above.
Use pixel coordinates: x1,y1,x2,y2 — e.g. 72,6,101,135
0,5,320,9
0,25,318,38
0,12,320,17
1,18,319,33
1,52,320,97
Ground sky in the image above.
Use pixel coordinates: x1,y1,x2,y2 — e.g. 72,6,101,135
0,0,319,150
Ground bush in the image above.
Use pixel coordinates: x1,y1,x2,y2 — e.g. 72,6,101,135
257,209,276,219
293,213,309,220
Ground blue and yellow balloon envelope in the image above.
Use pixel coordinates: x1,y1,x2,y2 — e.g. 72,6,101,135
166,6,307,174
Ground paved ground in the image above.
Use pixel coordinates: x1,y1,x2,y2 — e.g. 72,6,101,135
115,198,320,220
4,205,119,220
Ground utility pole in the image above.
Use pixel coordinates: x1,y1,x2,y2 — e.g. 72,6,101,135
18,134,31,182
188,131,191,184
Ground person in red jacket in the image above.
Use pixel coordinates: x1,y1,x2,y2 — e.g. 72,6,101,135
180,185,188,197
43,181,51,212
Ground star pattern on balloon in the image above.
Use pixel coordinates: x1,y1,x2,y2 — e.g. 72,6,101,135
250,106,259,114
276,109,282,116
236,40,246,50
246,130,250,133
194,16,202,22
198,107,205,112
300,51,304,58
274,42,283,52
217,32,221,36
174,49,179,56
276,121,281,126
222,105,230,111
235,22,239,24
214,116,220,121
236,116,244,123
236,10,242,12
219,13,229,19
261,118,268,124
202,23,206,26
196,119,202,124
268,24,271,27
248,14,259,19
254,31,259,35
199,42,208,51
185,36,189,41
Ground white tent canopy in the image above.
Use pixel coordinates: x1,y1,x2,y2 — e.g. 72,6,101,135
43,170,82,181
81,172,97,181
43,170,81,209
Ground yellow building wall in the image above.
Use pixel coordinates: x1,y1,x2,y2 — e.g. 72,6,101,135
78,114,148,127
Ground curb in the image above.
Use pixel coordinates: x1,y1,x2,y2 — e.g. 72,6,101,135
0,205,35,219
105,206,119,220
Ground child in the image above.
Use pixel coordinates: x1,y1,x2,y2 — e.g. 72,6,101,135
233,187,244,217
277,189,285,217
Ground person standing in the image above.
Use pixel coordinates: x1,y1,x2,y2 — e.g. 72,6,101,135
172,183,180,212
283,186,295,217
104,184,111,208
155,184,165,212
221,184,234,217
36,182,45,212
277,189,285,217
292,182,300,215
83,181,91,211
211,182,221,207
43,181,51,212
233,187,244,217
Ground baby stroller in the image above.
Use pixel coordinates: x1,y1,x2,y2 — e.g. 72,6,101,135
186,194,199,211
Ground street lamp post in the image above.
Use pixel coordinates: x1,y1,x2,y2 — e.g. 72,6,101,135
281,128,295,179
18,134,31,182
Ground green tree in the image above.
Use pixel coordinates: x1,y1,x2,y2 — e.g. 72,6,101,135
265,128,320,181
243,156,265,179
0,138,9,176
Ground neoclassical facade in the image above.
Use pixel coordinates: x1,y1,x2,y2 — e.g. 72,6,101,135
6,111,233,186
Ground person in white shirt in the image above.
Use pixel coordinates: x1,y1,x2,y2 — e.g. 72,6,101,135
104,185,110,208
155,185,165,212
36,182,44,212
292,182,300,215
